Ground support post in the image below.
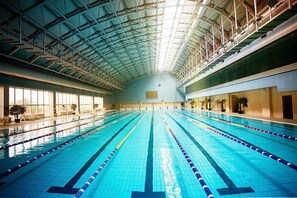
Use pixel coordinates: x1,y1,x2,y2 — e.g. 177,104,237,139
4,86,9,117
221,15,225,47
53,92,57,117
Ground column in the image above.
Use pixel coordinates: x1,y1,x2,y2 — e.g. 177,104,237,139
4,86,9,117
53,91,57,117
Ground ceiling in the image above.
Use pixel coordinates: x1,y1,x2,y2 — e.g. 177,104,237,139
0,0,295,92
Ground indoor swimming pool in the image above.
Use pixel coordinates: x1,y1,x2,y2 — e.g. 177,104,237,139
0,110,296,198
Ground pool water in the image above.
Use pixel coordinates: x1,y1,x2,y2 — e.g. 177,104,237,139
0,110,296,198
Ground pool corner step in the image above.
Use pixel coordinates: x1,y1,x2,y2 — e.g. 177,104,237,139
47,186,79,194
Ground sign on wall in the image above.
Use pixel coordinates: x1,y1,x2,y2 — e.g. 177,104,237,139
146,91,158,99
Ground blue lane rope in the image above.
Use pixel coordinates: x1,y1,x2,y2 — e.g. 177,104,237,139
0,112,133,180
192,110,297,141
160,113,215,198
175,111,297,171
0,112,121,150
73,113,146,198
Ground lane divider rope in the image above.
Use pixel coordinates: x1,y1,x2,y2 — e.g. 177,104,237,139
74,112,146,198
160,112,214,198
176,111,297,171
193,111,297,141
0,112,122,150
0,112,133,180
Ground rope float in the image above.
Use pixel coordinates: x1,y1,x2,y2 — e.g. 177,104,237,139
0,112,120,150
195,111,297,141
176,111,297,171
160,113,214,198
74,113,146,198
0,112,133,180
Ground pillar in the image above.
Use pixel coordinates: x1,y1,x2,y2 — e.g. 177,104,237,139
4,86,9,116
53,91,57,117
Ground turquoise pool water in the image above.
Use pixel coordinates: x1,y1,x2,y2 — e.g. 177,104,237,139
0,110,296,197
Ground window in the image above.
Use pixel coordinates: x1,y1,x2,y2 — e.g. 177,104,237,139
94,97,104,109
15,88,23,105
9,87,53,117
24,89,31,105
9,88,14,105
80,95,93,112
56,92,78,115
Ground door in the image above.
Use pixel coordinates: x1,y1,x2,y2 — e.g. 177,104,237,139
283,95,293,119
231,95,238,112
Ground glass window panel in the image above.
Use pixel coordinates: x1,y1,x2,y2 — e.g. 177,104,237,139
70,94,73,104
31,106,37,114
44,92,49,104
24,106,31,114
44,105,50,116
32,90,37,104
9,87,14,105
63,94,66,104
15,88,23,105
38,106,44,114
59,93,62,104
38,91,43,104
75,95,77,103
24,89,31,105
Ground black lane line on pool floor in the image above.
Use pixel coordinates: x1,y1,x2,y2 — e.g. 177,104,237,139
0,111,132,187
176,111,297,171
47,113,141,194
166,112,254,196
131,110,166,198
74,113,147,198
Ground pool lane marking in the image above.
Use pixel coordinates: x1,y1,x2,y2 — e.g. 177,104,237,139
0,112,122,150
131,110,166,197
194,111,297,141
166,112,254,196
160,112,214,198
175,111,297,172
0,111,119,139
73,113,146,198
0,112,134,182
48,113,141,194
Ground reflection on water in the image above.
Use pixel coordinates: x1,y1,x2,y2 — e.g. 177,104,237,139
160,148,182,198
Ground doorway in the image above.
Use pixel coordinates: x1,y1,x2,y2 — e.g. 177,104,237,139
282,95,293,119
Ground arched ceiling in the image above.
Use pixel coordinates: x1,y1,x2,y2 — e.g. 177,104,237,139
0,0,295,92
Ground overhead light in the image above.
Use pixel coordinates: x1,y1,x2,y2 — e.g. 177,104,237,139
166,0,210,71
157,0,185,72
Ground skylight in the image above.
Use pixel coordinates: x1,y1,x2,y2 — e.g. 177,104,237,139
156,0,185,72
